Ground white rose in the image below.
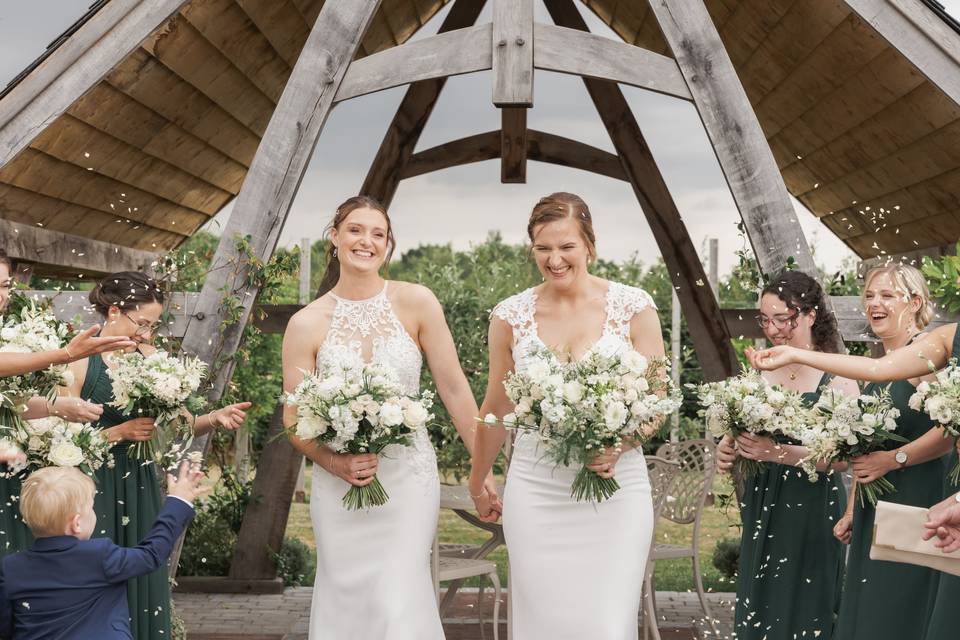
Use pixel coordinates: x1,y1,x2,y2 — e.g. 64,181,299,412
544,374,564,392
403,402,430,429
67,422,85,435
633,377,649,393
908,392,924,412
502,412,517,426
525,360,551,383
379,401,404,427
296,415,327,439
916,381,930,395
620,351,648,374
48,441,85,467
27,418,54,436
563,381,584,404
483,413,498,425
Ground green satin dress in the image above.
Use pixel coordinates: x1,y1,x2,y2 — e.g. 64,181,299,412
733,373,847,640
833,377,944,640
0,475,30,558
81,353,171,640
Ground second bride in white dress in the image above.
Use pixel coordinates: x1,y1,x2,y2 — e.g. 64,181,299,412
283,196,496,640
469,192,666,640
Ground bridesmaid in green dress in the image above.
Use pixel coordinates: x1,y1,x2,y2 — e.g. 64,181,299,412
717,271,858,640
0,251,131,560
61,271,250,640
749,264,956,640
923,445,960,640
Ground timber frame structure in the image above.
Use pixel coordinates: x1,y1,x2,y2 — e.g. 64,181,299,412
4,0,960,593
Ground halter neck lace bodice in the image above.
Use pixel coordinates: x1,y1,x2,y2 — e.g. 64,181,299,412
317,282,436,483
492,281,656,371
317,282,423,395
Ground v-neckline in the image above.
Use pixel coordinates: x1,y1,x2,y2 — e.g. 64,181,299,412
529,282,613,362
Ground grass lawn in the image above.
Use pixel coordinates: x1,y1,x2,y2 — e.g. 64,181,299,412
285,465,741,592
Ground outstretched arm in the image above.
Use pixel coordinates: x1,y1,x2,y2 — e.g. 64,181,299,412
0,326,134,377
468,318,515,521
748,323,957,382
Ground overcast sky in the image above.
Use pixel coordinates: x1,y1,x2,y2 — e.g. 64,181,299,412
2,1,959,277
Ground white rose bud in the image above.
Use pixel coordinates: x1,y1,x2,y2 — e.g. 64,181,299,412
48,441,85,467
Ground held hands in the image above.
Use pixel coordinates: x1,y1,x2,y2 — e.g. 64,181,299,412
209,402,251,431
744,345,799,371
330,452,379,487
587,446,623,480
834,511,854,545
922,494,960,553
166,462,209,504
736,434,782,463
850,451,897,484
104,417,156,443
64,326,136,361
49,397,103,423
716,435,736,473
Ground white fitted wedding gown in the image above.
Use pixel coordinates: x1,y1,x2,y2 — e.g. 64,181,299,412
493,282,656,640
308,283,444,640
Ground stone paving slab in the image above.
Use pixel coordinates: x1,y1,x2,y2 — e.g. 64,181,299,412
176,589,735,639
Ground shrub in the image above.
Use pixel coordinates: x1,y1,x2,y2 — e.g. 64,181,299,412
272,537,315,587
712,536,741,580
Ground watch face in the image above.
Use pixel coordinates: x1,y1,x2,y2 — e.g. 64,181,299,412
895,451,908,464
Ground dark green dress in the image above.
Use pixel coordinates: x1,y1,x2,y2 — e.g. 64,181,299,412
81,353,171,640
0,475,30,559
733,373,847,640
833,377,944,640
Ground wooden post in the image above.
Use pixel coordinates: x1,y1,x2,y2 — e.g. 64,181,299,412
170,0,383,580
708,238,719,296
644,0,820,280
545,0,738,382
361,0,488,207
501,107,528,183
670,289,681,442
491,0,534,107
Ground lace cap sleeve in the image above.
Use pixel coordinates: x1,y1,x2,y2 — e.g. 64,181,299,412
607,282,656,337
491,289,536,342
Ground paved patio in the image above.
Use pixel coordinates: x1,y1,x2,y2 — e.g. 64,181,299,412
176,588,736,639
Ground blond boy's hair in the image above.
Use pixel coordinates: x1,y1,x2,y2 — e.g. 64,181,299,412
20,467,95,537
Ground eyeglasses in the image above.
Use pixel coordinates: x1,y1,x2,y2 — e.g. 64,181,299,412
755,313,798,330
122,311,161,336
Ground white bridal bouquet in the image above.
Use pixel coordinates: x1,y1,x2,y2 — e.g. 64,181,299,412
0,416,113,478
693,370,813,477
288,361,434,510
492,348,681,503
0,293,74,437
799,387,904,506
909,360,960,484
107,350,207,463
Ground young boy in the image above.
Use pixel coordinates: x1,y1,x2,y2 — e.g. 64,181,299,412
0,464,204,639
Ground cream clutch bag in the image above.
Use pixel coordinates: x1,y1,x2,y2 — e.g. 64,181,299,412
870,500,960,576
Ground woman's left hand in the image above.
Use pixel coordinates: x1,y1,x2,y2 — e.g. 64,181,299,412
588,447,622,479
851,451,897,483
735,434,782,463
210,402,252,431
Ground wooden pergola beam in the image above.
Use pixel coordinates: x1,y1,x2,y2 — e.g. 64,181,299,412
168,0,383,579
0,0,192,169
645,0,820,280
401,129,627,181
500,107,528,183
1,219,157,275
492,0,534,107
545,0,738,382
361,0,489,208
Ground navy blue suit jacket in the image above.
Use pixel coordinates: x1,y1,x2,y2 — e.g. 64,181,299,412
0,497,194,640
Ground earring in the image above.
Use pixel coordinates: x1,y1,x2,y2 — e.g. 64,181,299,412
333,247,338,258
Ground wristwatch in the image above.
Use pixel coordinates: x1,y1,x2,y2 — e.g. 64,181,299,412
894,449,908,467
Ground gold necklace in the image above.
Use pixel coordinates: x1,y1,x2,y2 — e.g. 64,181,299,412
785,364,803,381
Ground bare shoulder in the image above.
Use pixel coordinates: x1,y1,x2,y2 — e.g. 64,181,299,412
390,281,442,316
286,297,333,335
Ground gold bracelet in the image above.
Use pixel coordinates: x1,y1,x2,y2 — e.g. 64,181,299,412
469,488,487,500
63,345,75,360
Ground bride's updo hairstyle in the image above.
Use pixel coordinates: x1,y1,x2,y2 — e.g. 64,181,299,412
760,270,841,353
89,271,165,317
318,195,396,295
527,192,597,262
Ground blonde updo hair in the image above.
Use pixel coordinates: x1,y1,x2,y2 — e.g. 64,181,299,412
527,192,597,261
862,263,933,329
20,467,96,537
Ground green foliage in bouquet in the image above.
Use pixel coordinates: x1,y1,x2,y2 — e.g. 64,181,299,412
922,242,960,313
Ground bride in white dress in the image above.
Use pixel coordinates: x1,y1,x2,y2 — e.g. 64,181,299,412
469,193,665,640
283,196,496,640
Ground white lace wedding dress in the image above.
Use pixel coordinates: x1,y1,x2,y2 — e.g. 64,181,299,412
493,282,656,640
307,283,444,640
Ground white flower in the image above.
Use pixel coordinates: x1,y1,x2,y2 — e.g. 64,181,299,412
48,441,84,467
296,415,328,439
379,401,404,427
603,401,628,429
483,413,498,425
620,350,648,375
562,381,584,404
525,359,552,383
402,402,429,429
